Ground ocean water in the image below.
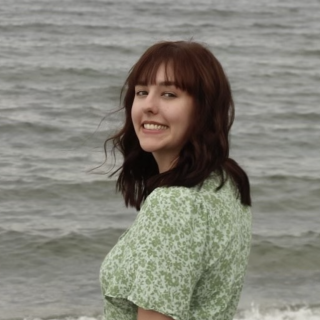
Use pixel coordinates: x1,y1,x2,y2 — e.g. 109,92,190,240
1,0,320,319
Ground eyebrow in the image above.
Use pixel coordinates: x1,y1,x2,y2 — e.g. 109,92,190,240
135,81,177,87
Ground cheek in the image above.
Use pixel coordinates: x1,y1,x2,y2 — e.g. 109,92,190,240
131,103,139,127
181,101,195,137
181,99,194,122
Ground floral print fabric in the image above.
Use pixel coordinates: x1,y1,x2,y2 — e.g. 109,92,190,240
100,175,251,320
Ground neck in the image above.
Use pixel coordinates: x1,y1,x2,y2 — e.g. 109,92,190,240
152,153,179,173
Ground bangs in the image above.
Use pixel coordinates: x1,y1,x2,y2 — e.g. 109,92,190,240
128,43,199,95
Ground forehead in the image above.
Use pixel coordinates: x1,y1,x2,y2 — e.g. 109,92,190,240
136,62,175,84
136,64,176,86
130,54,194,93
155,63,174,79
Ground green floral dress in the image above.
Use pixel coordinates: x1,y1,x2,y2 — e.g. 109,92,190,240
100,175,251,320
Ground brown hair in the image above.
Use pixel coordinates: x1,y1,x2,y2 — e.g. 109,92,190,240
105,41,251,209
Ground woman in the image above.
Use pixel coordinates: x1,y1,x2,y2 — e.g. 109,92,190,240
100,41,252,320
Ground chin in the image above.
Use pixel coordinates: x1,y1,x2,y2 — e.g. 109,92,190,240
138,140,161,153
140,146,158,153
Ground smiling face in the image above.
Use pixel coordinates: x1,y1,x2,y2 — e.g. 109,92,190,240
131,63,194,173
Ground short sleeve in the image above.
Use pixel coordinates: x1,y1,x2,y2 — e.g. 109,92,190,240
118,187,206,320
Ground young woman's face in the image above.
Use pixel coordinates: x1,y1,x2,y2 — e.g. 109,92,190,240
131,64,194,173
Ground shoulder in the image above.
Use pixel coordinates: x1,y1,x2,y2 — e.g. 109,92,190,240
137,185,207,232
201,173,246,207
142,175,226,215
145,185,208,218
147,185,200,207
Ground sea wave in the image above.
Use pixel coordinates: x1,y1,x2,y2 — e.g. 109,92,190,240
1,228,319,273
249,231,320,271
235,303,320,320
0,227,125,262
18,304,320,320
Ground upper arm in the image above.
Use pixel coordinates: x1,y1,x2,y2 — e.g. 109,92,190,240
138,307,174,320
128,187,206,320
101,187,207,320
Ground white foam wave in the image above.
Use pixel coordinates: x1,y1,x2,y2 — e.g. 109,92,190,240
23,316,103,320
235,304,320,320
23,304,320,320
22,305,320,320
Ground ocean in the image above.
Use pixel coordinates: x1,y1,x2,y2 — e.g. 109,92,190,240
0,0,319,319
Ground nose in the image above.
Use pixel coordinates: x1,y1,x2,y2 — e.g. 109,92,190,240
142,92,158,114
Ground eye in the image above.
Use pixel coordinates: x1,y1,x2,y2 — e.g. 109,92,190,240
162,92,177,98
136,90,148,96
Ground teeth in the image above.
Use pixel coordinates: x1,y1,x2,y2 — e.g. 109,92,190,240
143,123,168,130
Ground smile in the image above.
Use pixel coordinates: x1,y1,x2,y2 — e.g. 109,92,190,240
143,123,168,130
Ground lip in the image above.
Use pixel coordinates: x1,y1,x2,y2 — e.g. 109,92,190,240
141,121,168,133
141,121,168,127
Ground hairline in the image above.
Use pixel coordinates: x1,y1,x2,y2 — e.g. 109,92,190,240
135,81,179,87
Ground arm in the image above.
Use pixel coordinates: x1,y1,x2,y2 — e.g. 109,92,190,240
116,187,205,320
138,307,174,320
